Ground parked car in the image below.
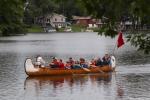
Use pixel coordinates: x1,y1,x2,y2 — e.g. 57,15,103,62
64,27,72,32
47,28,56,33
85,28,93,32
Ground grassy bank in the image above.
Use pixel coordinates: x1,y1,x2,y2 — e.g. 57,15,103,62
56,25,86,32
26,24,98,33
71,25,86,32
27,25,44,33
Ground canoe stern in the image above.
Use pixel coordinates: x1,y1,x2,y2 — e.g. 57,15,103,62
24,58,39,75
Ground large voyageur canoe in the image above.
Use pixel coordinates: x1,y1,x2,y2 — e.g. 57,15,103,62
24,56,116,76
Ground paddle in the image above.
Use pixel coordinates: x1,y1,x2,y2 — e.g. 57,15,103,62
80,65,90,72
90,65,105,73
82,67,90,72
97,68,105,73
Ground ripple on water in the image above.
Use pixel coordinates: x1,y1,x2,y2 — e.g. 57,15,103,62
0,33,150,100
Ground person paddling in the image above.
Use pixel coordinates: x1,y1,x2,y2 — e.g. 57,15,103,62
79,58,88,68
65,61,71,69
95,57,103,67
35,55,46,68
102,54,111,65
58,59,65,69
49,57,59,68
68,57,75,69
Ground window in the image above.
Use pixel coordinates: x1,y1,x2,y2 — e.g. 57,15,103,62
61,18,63,22
47,19,50,23
55,18,57,21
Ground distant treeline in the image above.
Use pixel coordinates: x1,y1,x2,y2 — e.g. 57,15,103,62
0,0,86,36
0,0,150,53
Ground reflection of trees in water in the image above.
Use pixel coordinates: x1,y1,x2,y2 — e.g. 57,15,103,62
24,73,113,90
117,74,150,99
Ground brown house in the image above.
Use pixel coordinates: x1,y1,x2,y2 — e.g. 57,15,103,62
72,16,93,27
72,16,104,28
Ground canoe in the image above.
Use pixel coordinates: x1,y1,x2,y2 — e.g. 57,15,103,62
24,56,116,76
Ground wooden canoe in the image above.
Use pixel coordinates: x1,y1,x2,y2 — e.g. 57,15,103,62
24,56,116,76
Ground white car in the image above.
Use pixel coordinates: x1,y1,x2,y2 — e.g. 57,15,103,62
47,28,56,32
64,27,72,32
85,28,93,32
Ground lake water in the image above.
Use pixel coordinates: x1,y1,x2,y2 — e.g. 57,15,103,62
0,32,150,100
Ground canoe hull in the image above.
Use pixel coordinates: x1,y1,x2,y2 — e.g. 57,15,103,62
26,67,113,76
24,58,115,76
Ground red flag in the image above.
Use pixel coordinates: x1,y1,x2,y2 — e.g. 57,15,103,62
117,32,124,48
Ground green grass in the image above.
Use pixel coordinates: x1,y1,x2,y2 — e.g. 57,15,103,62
93,27,101,32
57,27,65,32
27,25,44,33
71,24,86,32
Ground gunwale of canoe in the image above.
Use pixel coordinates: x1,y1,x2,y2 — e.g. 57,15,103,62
26,66,113,76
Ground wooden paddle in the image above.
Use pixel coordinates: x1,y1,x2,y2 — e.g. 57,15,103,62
82,67,90,72
97,68,105,73
80,65,90,72
90,65,105,73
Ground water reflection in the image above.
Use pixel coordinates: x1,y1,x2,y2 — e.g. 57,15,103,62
23,73,150,100
0,33,150,100
23,73,126,100
24,74,112,90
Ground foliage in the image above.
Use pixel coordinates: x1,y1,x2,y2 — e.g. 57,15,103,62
24,0,57,25
0,0,25,36
126,33,150,54
71,24,86,32
79,0,150,53
24,0,85,24
54,0,87,21
25,0,57,17
97,24,118,38
27,25,44,33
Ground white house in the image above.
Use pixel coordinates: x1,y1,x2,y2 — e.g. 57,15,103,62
36,13,67,28
49,14,67,28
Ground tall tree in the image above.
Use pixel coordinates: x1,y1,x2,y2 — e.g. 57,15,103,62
0,0,25,36
55,0,87,20
24,0,57,25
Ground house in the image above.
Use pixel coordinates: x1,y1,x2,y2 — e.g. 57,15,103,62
48,14,67,28
72,16,104,28
36,13,67,28
95,19,106,28
72,16,93,27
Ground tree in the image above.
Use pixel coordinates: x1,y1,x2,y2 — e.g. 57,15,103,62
79,0,150,54
23,0,57,25
52,0,87,22
0,0,25,36
24,0,87,25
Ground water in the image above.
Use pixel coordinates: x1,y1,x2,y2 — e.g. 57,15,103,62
0,32,150,100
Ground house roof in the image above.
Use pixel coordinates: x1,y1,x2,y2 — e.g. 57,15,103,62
52,13,66,18
46,13,66,19
37,13,66,19
72,16,91,20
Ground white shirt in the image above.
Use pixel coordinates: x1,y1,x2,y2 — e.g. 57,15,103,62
37,57,45,67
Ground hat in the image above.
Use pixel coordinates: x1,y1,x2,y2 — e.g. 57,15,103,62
52,57,56,59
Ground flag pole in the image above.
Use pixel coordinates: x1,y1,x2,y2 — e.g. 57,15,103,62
112,26,125,56
112,31,124,55
112,30,120,55
112,43,117,55
112,28,120,56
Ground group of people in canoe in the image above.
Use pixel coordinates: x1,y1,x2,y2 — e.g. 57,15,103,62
34,54,111,69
